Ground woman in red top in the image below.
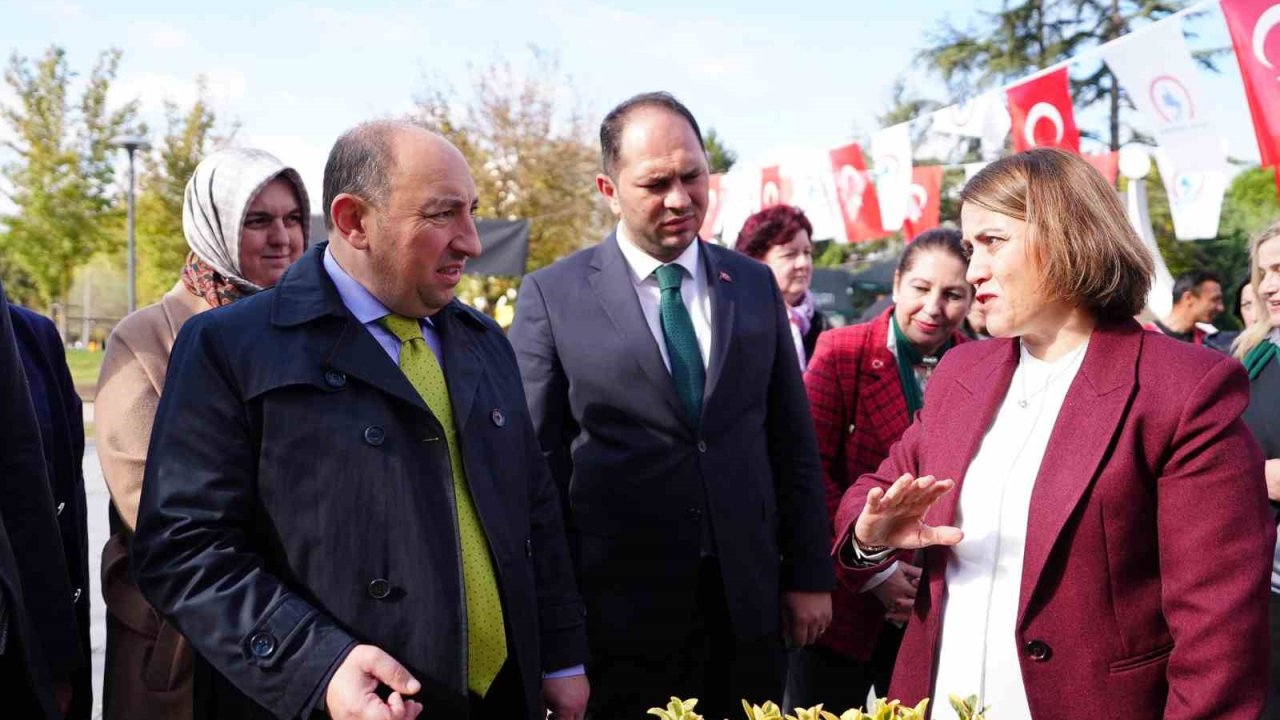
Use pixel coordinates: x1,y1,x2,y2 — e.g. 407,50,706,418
789,229,972,711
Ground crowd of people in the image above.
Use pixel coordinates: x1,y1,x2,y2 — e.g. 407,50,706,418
0,90,1277,720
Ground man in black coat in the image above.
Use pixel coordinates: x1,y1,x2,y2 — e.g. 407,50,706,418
508,93,834,719
9,303,92,720
0,277,83,719
132,121,588,720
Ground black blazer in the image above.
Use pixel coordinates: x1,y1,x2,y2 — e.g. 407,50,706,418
509,235,834,655
0,279,71,718
132,245,586,719
9,305,91,719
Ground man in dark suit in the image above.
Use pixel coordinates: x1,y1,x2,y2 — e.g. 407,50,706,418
132,121,588,720
9,303,92,719
508,93,834,719
0,277,81,719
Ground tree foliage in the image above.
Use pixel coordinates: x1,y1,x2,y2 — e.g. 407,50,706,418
134,80,225,305
0,46,139,311
704,127,737,173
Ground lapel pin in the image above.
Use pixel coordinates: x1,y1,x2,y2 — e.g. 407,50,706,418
719,271,732,283
871,359,885,370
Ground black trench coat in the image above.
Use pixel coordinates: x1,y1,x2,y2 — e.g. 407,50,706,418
132,245,586,719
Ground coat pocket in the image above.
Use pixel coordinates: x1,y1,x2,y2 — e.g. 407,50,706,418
1107,642,1174,674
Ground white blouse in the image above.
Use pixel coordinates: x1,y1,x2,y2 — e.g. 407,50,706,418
931,340,1088,720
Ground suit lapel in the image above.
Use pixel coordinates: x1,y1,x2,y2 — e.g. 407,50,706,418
1016,322,1139,627
324,315,432,416
437,304,483,433
702,243,735,403
588,234,689,426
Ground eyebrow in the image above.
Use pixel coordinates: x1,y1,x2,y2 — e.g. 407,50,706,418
419,196,471,212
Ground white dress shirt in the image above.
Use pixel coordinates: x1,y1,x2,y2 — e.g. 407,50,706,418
614,225,713,371
932,340,1088,720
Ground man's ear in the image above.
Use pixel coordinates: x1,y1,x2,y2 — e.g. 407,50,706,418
596,173,622,216
330,193,372,250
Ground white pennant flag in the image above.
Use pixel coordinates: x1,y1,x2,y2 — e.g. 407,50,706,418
871,123,913,231
930,93,1011,159
1153,149,1228,241
1102,19,1224,174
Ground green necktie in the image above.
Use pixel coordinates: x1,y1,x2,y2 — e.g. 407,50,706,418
654,264,705,425
379,314,507,697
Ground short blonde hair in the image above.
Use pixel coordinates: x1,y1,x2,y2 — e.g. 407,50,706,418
1233,220,1280,360
960,148,1153,320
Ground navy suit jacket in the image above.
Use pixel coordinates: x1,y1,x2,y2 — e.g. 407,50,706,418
509,234,834,654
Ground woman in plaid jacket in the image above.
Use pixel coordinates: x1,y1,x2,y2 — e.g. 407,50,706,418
788,229,973,711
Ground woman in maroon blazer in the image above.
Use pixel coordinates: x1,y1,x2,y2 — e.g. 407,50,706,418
836,149,1274,719
789,229,972,711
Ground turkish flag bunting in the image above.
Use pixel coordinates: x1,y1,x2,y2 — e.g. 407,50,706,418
700,173,723,240
1006,67,1081,153
1083,151,1119,186
828,143,888,243
902,165,944,241
1221,0,1280,190
760,165,786,208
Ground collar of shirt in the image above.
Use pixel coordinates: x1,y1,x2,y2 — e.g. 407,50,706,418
615,223,702,286
322,245,440,362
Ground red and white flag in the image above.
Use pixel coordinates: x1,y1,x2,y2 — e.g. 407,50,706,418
700,173,724,240
760,165,786,208
871,123,913,231
1006,67,1081,153
1082,152,1119,186
828,142,887,243
1221,0,1280,187
902,165,943,241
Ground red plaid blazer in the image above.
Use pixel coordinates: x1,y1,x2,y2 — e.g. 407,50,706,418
804,308,966,660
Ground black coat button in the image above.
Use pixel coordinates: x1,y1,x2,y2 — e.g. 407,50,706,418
525,539,533,557
696,440,707,453
1025,640,1052,662
686,507,703,521
249,632,276,658
364,426,386,446
368,578,392,600
324,369,347,388
491,408,505,427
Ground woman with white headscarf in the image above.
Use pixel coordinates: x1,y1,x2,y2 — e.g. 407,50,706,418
94,148,308,720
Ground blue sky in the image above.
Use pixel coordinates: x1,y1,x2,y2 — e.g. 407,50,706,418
0,0,1262,204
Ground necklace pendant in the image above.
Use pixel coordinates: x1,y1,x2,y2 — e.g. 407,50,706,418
1017,399,1029,408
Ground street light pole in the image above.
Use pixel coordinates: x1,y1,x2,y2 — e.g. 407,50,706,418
111,136,150,314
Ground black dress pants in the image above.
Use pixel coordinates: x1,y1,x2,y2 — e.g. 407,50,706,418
783,623,904,714
586,559,786,720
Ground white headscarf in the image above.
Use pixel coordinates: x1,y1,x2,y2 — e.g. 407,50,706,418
181,147,310,290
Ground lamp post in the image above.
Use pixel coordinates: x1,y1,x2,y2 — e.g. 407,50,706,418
111,136,151,314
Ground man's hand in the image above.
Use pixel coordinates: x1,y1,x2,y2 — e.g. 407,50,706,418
543,673,589,720
781,591,832,648
854,473,963,550
324,645,423,720
870,563,921,624
1265,458,1279,503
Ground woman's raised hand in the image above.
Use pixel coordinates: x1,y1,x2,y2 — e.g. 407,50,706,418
853,473,964,551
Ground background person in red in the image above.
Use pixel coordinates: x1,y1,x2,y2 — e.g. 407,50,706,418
735,205,828,369
792,229,971,711
838,149,1273,720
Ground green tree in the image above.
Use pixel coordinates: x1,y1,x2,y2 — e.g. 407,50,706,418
134,81,224,305
413,47,610,318
704,127,737,173
0,46,139,314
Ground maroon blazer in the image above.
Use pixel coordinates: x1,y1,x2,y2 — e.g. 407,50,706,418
835,319,1274,719
805,308,966,660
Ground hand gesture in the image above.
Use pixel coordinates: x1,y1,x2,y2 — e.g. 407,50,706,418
324,644,423,720
543,673,590,720
853,473,963,551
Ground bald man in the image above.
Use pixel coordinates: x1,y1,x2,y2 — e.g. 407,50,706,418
133,122,588,720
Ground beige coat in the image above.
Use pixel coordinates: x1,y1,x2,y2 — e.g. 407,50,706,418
96,283,206,528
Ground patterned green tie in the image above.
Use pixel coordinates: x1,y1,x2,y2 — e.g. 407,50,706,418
379,314,507,697
654,264,705,425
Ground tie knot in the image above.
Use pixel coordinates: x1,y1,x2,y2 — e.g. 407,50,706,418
379,313,423,344
654,264,685,292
